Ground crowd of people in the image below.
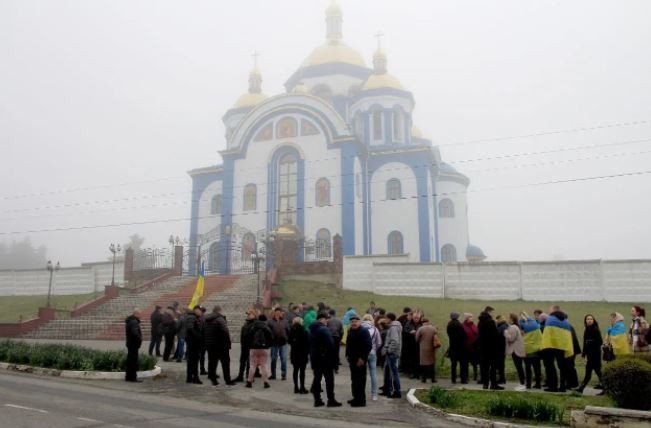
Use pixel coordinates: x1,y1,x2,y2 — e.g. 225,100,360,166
124,300,650,407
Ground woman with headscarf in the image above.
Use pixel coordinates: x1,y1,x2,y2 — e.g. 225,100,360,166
518,312,542,389
606,312,632,357
575,314,602,393
462,313,479,382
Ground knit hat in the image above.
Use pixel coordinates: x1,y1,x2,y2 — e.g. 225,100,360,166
463,312,473,321
450,312,460,320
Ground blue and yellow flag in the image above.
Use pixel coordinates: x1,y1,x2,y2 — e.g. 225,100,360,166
541,315,574,358
607,321,632,356
520,318,543,355
188,262,205,309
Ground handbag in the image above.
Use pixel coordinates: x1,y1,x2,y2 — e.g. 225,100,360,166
433,333,442,349
602,335,615,362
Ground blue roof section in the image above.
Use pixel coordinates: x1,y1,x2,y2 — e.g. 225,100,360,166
466,245,486,258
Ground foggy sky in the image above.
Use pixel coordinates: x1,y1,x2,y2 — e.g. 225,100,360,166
1,0,650,266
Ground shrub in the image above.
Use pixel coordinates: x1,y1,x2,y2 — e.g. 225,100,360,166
426,387,459,408
617,352,651,365
0,340,157,372
486,397,563,423
602,357,651,410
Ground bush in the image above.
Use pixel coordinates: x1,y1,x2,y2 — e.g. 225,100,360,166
617,352,651,365
486,397,563,423
426,387,460,408
602,357,651,410
0,340,157,372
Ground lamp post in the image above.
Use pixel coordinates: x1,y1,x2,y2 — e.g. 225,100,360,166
109,243,122,287
46,260,60,308
251,251,265,304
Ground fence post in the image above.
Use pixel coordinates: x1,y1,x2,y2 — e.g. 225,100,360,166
174,246,183,276
442,262,447,299
599,259,606,301
518,262,524,300
124,248,134,284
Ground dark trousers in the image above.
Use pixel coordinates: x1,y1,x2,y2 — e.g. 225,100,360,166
350,362,367,405
186,345,200,382
208,348,231,383
420,364,436,382
125,345,139,381
238,346,250,379
524,355,542,388
566,356,579,388
512,354,525,384
311,366,335,403
480,353,497,387
199,345,206,372
450,355,468,383
581,356,602,387
542,349,567,391
292,363,306,389
148,332,161,356
496,353,506,383
163,333,175,361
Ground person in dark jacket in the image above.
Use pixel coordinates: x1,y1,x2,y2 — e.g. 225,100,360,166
174,312,186,363
477,306,503,390
288,316,310,394
185,305,204,384
446,312,467,384
234,310,256,382
246,314,273,388
566,320,582,389
161,306,177,361
327,308,344,371
125,308,143,382
576,314,602,393
198,305,208,375
345,314,372,407
309,312,342,408
204,305,234,386
541,306,571,392
268,308,290,380
148,306,162,356
495,315,508,384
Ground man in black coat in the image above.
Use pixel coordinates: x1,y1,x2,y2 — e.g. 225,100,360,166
148,305,162,356
234,310,256,382
309,312,342,408
477,306,503,390
446,312,467,384
185,305,204,384
345,314,372,407
204,305,235,386
161,306,177,361
125,308,143,382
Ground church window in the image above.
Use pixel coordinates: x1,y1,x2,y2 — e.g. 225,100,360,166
211,194,222,215
355,173,361,199
439,198,455,218
386,178,401,200
300,119,319,136
315,228,331,259
243,184,257,211
393,110,404,142
276,117,298,138
441,244,457,262
242,233,256,261
388,231,404,255
278,153,298,225
315,178,330,207
254,123,273,141
373,110,383,141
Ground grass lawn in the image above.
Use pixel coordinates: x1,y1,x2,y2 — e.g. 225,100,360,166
0,293,99,323
279,279,636,381
414,388,615,426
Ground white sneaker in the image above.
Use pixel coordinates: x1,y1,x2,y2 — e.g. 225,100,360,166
514,385,526,391
372,395,378,401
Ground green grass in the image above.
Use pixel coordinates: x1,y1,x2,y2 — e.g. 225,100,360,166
0,293,99,323
415,388,615,426
279,279,636,382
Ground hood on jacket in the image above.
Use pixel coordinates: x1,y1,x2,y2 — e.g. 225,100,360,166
125,314,139,324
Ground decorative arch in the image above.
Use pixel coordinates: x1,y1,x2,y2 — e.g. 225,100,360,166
315,177,330,207
267,145,305,233
253,122,273,141
276,117,298,138
315,228,332,259
300,119,319,136
243,183,257,211
388,231,404,255
386,178,402,200
441,244,457,262
439,198,455,218
211,194,222,215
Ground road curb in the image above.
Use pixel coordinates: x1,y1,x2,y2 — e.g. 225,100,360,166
0,362,161,380
407,388,544,428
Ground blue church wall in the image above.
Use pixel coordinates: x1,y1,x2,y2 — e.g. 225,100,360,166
188,170,223,275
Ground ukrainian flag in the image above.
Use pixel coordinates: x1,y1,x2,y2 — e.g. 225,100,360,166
541,315,573,358
520,318,543,355
188,262,205,309
607,321,632,356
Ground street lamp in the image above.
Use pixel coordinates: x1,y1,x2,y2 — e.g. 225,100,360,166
109,243,122,287
46,260,60,308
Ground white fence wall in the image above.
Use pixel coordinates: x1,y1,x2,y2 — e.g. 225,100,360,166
343,257,651,302
0,262,124,296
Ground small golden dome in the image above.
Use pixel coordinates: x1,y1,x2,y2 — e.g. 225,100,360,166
326,1,342,17
233,92,268,109
411,125,424,139
361,73,404,91
302,41,367,68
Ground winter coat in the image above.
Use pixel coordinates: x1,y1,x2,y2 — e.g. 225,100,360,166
160,313,176,336
240,319,255,349
303,309,317,332
361,320,382,355
125,315,142,349
176,314,187,340
582,323,603,361
504,324,526,358
631,317,651,352
447,319,467,360
288,323,310,366
570,325,581,357
495,321,508,357
247,320,273,350
150,311,163,335
462,320,478,354
268,317,290,346
415,324,438,366
477,312,498,356
309,322,337,370
204,313,231,350
346,325,372,365
383,320,403,357
328,317,344,341
184,312,203,347
342,309,358,327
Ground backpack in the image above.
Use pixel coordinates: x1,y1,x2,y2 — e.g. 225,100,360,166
252,327,268,348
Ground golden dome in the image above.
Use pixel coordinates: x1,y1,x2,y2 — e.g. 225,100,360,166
361,73,404,91
326,1,342,17
233,92,268,109
302,41,367,68
411,125,424,139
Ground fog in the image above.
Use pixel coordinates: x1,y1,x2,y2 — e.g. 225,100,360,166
1,0,650,267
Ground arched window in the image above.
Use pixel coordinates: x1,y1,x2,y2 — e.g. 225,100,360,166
315,178,330,207
211,194,222,215
373,110,383,141
315,228,331,259
243,184,257,211
254,122,273,141
441,244,457,262
242,233,256,261
439,198,455,218
276,117,297,138
393,110,404,142
388,231,403,255
208,242,220,272
386,178,401,200
278,153,298,225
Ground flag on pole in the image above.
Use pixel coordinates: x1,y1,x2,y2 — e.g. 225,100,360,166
188,262,205,309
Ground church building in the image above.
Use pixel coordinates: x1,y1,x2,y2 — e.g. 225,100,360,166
188,2,484,274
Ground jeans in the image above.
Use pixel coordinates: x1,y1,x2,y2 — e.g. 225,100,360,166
367,353,378,396
174,338,185,361
270,344,288,378
148,332,161,356
383,354,401,395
